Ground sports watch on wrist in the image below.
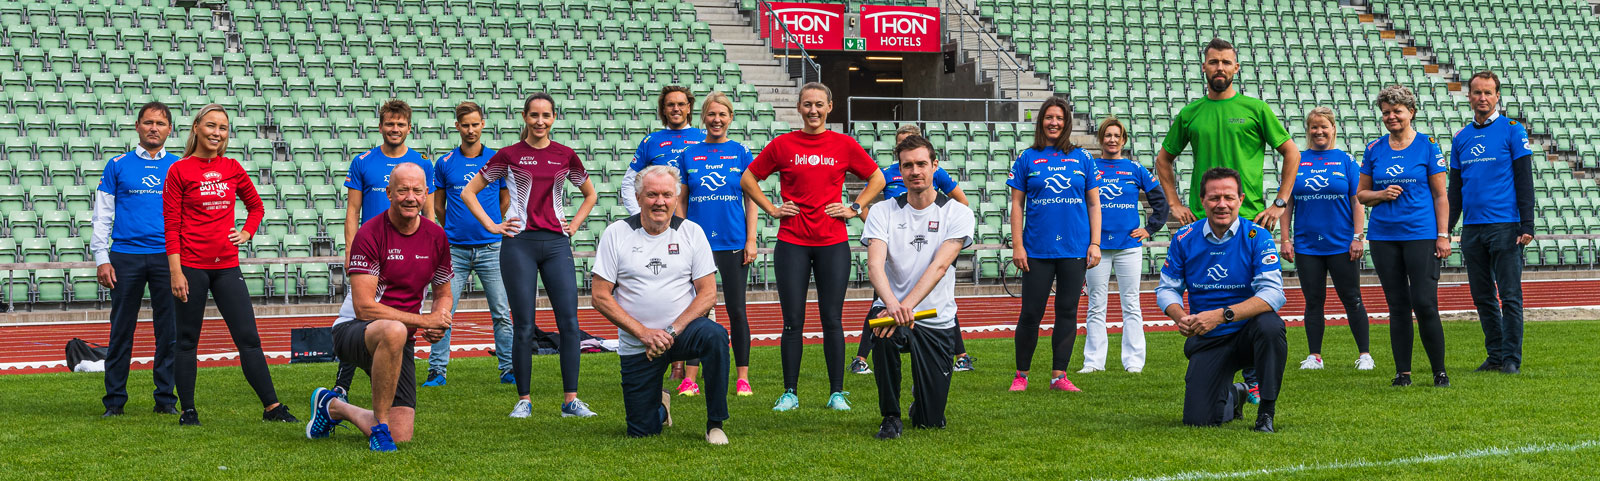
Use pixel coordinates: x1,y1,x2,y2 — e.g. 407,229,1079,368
1273,198,1287,208
1223,307,1236,323
849,202,862,214
663,326,678,338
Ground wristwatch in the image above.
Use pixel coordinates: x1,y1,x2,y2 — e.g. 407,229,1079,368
849,202,862,214
1273,198,1287,208
663,326,678,338
1222,307,1236,323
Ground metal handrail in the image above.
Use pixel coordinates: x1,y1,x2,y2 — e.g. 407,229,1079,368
941,0,1028,100
845,96,1040,133
756,0,823,85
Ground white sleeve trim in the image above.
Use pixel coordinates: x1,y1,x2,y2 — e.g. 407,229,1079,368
91,191,116,266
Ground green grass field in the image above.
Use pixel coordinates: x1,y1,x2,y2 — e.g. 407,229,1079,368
4,319,1599,480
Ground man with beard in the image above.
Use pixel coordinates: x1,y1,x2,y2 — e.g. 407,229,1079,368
620,86,705,215
1155,38,1301,232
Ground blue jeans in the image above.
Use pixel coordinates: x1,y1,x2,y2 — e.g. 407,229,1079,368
1462,222,1525,366
427,243,513,374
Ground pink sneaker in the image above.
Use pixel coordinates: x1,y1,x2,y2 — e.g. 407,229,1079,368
735,379,753,396
1050,375,1081,392
1009,371,1028,391
676,378,700,396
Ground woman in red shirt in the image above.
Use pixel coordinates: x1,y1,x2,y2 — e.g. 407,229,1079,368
461,92,601,419
163,104,295,426
740,82,885,412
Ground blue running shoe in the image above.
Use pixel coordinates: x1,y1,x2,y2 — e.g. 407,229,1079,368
772,390,799,412
306,387,342,439
500,369,515,384
368,423,398,452
422,370,446,387
825,391,852,411
1246,382,1261,405
560,399,597,418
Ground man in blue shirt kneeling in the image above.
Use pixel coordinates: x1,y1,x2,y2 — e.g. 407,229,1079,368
1156,167,1287,433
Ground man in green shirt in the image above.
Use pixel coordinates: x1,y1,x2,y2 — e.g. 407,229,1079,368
1156,38,1301,230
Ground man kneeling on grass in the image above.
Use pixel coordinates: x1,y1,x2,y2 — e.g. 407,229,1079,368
592,165,731,444
863,136,974,440
305,164,454,452
1155,167,1287,433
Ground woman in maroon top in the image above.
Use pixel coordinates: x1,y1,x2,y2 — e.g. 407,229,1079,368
461,92,601,418
162,104,295,426
740,82,885,411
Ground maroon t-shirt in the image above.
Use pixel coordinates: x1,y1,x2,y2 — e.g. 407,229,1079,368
478,140,588,237
344,215,452,318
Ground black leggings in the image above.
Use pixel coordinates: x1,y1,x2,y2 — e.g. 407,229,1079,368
174,266,279,411
1297,253,1371,354
686,250,752,369
775,241,851,393
1370,240,1446,374
1015,257,1087,372
504,231,582,396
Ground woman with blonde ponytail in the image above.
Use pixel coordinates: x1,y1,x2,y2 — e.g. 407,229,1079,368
162,104,296,426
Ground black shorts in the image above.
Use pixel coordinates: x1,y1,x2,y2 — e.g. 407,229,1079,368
332,320,417,409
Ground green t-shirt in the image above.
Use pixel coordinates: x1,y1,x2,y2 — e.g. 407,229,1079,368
1160,93,1291,219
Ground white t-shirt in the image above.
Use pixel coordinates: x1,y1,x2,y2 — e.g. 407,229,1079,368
592,215,718,356
860,193,975,330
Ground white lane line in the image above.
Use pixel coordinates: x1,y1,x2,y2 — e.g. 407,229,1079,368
1096,440,1600,481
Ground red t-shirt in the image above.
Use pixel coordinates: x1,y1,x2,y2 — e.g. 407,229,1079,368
162,156,264,269
478,140,588,237
345,215,452,318
747,130,879,246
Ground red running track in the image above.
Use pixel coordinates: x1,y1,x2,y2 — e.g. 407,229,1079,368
5,279,1596,375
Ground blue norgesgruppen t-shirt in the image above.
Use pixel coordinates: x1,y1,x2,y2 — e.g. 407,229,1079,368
1292,149,1361,256
881,163,958,199
1451,115,1534,226
1161,219,1282,338
1361,134,1447,242
433,146,504,246
1005,147,1103,258
1094,157,1159,251
678,140,753,251
345,146,435,223
98,149,182,254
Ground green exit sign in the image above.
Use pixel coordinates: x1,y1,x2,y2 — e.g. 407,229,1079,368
844,37,865,51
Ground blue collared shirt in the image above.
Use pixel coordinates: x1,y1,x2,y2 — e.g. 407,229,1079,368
1155,217,1286,337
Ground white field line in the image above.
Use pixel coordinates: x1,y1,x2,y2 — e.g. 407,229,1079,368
1094,440,1600,481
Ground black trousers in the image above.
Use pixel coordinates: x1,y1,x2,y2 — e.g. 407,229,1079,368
619,318,729,437
775,241,851,393
857,313,965,359
1461,222,1525,366
869,307,958,428
686,249,752,369
1296,253,1371,354
174,266,279,411
103,252,179,410
1015,257,1087,372
1370,240,1446,374
1182,311,1286,426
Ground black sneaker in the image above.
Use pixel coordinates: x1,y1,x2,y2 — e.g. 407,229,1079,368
1474,360,1501,372
1253,413,1275,433
263,404,299,423
101,406,124,418
153,404,179,415
1231,383,1248,421
1500,362,1520,375
1433,371,1450,387
179,409,201,426
875,416,902,440
1391,373,1412,387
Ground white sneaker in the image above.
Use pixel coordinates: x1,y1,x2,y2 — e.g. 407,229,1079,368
1076,366,1104,374
508,399,532,418
1355,353,1375,371
706,427,729,445
661,390,672,427
1125,366,1143,373
1299,355,1324,370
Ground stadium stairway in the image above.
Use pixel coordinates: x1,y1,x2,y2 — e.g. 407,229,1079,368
689,0,807,128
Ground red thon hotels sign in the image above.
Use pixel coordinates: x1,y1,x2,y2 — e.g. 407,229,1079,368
860,5,940,52
762,2,846,50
